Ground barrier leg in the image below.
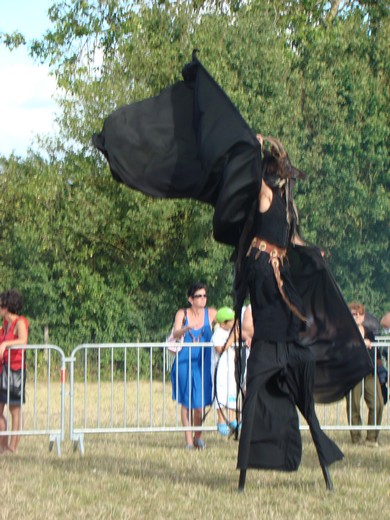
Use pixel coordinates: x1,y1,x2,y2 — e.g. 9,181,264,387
49,434,62,457
73,433,85,456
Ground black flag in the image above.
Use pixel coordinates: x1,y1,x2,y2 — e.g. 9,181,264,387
93,52,262,247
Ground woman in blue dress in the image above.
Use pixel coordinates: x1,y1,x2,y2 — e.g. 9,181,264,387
171,283,217,449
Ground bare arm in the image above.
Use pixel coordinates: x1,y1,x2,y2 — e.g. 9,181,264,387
242,306,254,347
381,311,390,329
208,307,217,327
171,309,190,339
258,180,273,213
291,234,305,246
256,134,274,214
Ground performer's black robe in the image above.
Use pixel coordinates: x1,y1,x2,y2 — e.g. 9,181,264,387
93,54,372,405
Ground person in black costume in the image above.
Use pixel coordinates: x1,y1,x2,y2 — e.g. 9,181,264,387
235,135,343,492
93,52,372,492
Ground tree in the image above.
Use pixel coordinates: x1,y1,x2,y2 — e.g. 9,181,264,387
283,6,389,311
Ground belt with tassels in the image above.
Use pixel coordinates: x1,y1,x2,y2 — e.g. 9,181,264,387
246,237,306,322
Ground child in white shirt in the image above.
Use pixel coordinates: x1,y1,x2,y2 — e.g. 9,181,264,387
211,307,238,436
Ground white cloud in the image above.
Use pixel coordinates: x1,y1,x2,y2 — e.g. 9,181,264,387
0,47,58,157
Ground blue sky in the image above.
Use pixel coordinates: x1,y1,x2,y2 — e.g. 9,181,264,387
0,0,58,157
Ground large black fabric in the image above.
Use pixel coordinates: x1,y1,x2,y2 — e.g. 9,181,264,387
288,245,373,403
93,54,261,246
93,54,372,405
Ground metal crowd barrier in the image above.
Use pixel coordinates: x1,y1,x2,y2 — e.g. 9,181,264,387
0,345,66,455
0,339,388,456
68,343,217,455
69,341,390,454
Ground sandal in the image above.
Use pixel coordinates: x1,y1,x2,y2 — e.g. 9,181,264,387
229,420,241,431
218,423,230,437
217,423,230,437
193,437,206,450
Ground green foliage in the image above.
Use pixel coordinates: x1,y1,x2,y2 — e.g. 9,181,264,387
0,153,144,351
0,148,232,352
287,11,389,311
0,30,26,49
0,0,388,357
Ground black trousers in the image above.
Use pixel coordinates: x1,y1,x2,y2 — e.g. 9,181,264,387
237,340,343,471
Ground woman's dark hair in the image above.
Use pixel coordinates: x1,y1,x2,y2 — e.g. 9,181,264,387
187,282,207,298
349,301,365,315
262,137,305,184
0,289,24,314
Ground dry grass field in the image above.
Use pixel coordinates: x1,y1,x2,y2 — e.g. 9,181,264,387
0,381,389,520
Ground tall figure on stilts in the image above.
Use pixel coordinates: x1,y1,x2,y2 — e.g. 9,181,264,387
93,52,373,492
234,135,342,491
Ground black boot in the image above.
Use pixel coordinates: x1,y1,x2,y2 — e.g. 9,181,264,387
321,464,334,491
238,469,246,493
